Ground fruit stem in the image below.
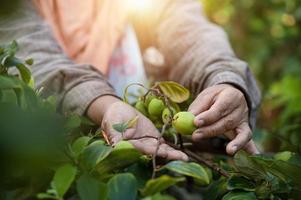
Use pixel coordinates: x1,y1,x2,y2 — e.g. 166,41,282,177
123,83,148,103
178,134,184,150
151,123,167,179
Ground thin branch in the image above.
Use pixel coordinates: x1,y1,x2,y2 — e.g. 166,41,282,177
152,124,167,179
166,142,230,178
123,83,148,103
178,134,184,150
126,135,230,177
126,135,158,141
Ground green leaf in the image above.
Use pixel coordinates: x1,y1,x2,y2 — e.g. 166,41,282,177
157,81,190,103
107,173,137,200
125,162,152,189
95,141,141,175
7,40,18,55
0,76,38,109
113,116,139,133
142,175,185,196
28,77,35,88
52,164,77,198
251,155,301,188
81,140,112,169
36,193,56,199
235,152,299,195
80,116,96,126
0,75,22,90
233,151,266,179
16,63,32,84
25,58,34,65
222,191,257,200
1,89,18,105
72,136,91,158
127,116,139,128
65,115,81,130
2,56,23,68
112,122,128,133
77,173,107,200
142,193,176,200
274,151,301,167
274,151,292,161
163,161,210,185
203,178,228,200
227,175,255,191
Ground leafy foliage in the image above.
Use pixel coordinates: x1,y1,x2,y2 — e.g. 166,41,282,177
201,0,301,154
1,0,301,197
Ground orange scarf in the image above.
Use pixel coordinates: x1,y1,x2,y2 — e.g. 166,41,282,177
33,0,129,74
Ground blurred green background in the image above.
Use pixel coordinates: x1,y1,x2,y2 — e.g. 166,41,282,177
201,0,301,153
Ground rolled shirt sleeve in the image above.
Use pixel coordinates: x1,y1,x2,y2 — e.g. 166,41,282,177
0,0,117,115
131,0,261,129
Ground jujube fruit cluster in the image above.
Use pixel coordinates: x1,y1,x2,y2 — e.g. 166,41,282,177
133,93,197,136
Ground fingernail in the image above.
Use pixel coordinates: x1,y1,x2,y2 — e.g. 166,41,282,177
182,155,189,161
232,145,237,153
194,132,204,139
197,119,205,126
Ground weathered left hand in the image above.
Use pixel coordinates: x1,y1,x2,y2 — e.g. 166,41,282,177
188,84,259,155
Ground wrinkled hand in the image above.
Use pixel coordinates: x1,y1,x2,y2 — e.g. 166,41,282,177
188,84,259,155
88,96,188,161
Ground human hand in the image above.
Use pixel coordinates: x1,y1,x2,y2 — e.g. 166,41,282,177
188,84,259,155
87,95,188,161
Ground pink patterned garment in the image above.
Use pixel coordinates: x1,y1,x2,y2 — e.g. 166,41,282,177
33,0,129,75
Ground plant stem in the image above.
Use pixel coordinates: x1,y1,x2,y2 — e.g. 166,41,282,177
152,124,167,179
127,135,230,178
126,135,158,141
178,134,184,150
166,142,230,178
123,83,148,103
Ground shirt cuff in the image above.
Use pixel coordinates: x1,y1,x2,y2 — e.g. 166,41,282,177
61,80,118,116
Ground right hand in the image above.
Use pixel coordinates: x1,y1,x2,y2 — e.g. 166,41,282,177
87,95,188,161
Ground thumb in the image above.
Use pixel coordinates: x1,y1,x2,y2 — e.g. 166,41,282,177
102,114,125,145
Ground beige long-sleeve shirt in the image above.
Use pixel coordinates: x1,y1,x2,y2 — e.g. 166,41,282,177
0,0,261,128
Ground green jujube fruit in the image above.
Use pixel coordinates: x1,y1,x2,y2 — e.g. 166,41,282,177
162,107,176,124
154,120,163,129
172,112,197,135
144,93,156,107
148,98,165,117
163,127,177,137
135,100,148,116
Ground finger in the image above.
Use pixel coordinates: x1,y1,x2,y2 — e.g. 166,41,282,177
188,85,227,115
243,140,260,155
130,138,168,158
131,139,188,161
195,91,239,126
123,128,136,139
109,125,139,145
226,122,252,155
188,93,215,116
103,115,124,145
161,144,188,161
192,109,240,141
